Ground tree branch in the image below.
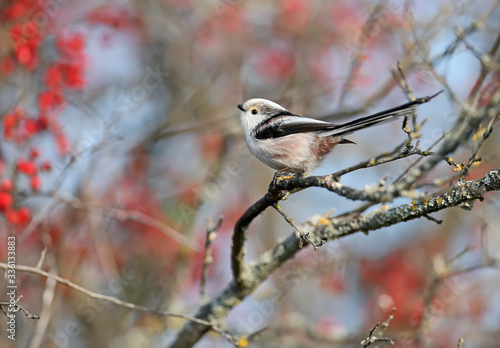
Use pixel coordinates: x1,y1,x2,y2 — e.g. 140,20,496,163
200,216,223,302
171,170,500,347
175,18,500,346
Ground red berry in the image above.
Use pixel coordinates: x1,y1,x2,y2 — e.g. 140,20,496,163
29,147,40,159
56,134,70,155
15,44,32,64
13,108,26,119
64,63,86,89
44,65,64,88
37,115,49,130
39,161,52,171
10,23,23,41
25,119,40,136
6,209,19,225
0,178,14,191
3,113,16,128
17,159,37,176
38,91,55,111
30,175,42,191
6,3,27,20
0,56,15,75
18,207,31,225
0,192,13,211
23,21,39,39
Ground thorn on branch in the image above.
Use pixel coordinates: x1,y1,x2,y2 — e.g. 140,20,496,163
423,214,443,224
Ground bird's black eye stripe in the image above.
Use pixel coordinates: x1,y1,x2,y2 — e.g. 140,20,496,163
251,108,258,115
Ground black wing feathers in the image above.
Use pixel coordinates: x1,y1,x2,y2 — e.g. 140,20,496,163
254,110,335,139
328,91,443,137
254,120,335,139
253,91,442,140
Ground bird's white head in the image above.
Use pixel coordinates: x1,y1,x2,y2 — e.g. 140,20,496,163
237,98,290,136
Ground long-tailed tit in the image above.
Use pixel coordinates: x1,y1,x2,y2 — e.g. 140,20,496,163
237,91,442,173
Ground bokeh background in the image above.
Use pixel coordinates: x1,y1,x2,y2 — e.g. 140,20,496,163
0,0,499,347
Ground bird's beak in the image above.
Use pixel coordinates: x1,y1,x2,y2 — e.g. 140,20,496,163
237,104,245,112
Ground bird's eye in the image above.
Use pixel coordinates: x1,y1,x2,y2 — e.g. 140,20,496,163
251,108,258,115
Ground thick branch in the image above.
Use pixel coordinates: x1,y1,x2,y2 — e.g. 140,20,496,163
232,194,278,286
186,24,500,346
171,170,500,347
231,147,434,284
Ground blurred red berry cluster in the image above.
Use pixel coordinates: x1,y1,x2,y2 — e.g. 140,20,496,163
0,165,29,227
0,0,87,229
360,249,428,329
87,5,140,30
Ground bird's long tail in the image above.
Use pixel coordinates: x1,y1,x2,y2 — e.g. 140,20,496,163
324,90,443,137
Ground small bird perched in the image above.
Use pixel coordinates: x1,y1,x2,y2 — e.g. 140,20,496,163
237,91,442,174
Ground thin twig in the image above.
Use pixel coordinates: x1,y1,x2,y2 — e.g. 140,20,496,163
54,193,198,251
0,262,238,345
393,61,415,100
331,146,432,180
416,249,498,345
273,203,325,251
360,322,394,347
392,128,451,184
269,150,435,204
36,247,48,269
173,170,500,347
423,214,443,224
448,245,472,264
0,296,40,320
467,29,500,102
392,61,419,140
30,254,57,348
460,125,494,178
338,3,385,107
380,307,397,335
